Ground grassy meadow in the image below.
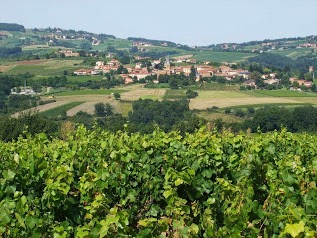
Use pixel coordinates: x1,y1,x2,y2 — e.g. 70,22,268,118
4,59,83,76
53,89,127,96
243,90,317,97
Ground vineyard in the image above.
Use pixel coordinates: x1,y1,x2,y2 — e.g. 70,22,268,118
1,127,317,237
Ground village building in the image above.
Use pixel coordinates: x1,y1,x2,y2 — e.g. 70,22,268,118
94,61,104,70
243,79,256,87
107,59,121,66
73,69,92,76
59,50,80,57
102,65,119,73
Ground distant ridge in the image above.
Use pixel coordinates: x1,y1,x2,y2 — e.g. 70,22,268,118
1,22,317,48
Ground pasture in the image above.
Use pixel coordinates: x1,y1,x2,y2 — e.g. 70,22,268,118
53,89,126,96
243,90,317,97
189,97,302,110
92,39,132,50
4,59,83,76
120,86,166,101
163,89,186,99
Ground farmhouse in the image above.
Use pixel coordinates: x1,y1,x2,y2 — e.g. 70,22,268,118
73,69,92,76
59,50,80,57
243,79,256,87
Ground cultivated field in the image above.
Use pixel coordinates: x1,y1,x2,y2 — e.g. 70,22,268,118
10,80,317,118
189,97,303,109
243,90,317,97
53,89,126,96
120,86,166,101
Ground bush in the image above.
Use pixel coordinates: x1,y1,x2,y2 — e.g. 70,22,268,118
113,92,121,100
186,89,198,99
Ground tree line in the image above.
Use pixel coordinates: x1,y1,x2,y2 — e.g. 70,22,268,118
0,23,25,32
216,105,317,133
0,47,22,58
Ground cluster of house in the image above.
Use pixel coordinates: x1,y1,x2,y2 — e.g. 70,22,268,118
73,56,251,84
289,78,314,89
44,31,101,45
11,87,35,95
298,43,317,48
243,72,314,89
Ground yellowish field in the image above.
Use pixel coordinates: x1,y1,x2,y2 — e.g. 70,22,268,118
120,87,166,101
189,97,302,109
12,82,317,117
196,90,251,99
288,97,317,104
0,65,15,72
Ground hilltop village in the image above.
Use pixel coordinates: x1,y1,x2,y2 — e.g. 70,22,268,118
72,53,314,90
73,54,248,83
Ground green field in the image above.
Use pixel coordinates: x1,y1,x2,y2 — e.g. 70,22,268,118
67,75,105,82
269,47,312,59
0,36,21,48
243,90,317,97
192,51,257,62
92,38,132,50
222,103,310,110
22,45,69,55
163,89,186,99
53,89,127,96
118,101,133,117
195,90,250,99
190,83,240,91
4,59,83,76
41,101,84,117
144,83,170,89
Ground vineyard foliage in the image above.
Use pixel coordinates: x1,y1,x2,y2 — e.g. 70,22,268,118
1,127,317,237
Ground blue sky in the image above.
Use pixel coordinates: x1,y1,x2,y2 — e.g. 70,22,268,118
1,0,317,46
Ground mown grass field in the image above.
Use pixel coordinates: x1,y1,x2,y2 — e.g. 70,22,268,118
41,101,84,117
187,83,240,91
222,103,310,110
195,90,249,99
243,90,317,97
92,39,132,50
118,101,133,117
53,89,127,96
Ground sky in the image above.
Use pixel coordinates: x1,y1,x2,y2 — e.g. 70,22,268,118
1,0,317,46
